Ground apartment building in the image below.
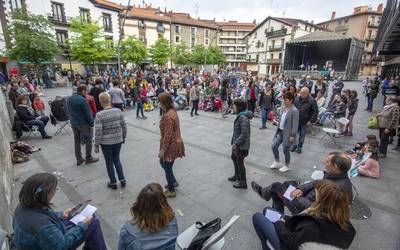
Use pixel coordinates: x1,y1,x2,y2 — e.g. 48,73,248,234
246,16,323,75
318,4,384,76
0,0,123,70
216,20,256,69
123,5,219,50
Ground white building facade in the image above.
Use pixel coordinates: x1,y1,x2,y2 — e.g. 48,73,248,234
246,17,323,75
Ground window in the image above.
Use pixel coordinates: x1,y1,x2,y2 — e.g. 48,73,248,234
55,29,68,46
138,20,145,29
10,0,22,10
79,8,90,23
270,27,274,32
281,39,284,46
279,53,282,59
204,29,209,38
204,38,209,46
270,53,274,59
102,13,112,32
51,2,65,22
175,35,180,43
105,36,113,48
368,30,372,38
191,37,196,47
157,22,165,33
175,25,180,34
191,27,196,47
271,40,275,48
191,27,196,35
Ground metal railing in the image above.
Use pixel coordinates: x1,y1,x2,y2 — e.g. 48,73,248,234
267,46,283,52
265,28,287,37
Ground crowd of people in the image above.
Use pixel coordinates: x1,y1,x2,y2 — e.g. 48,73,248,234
2,65,400,250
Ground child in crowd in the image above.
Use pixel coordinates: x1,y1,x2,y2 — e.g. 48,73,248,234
32,94,46,116
348,134,380,178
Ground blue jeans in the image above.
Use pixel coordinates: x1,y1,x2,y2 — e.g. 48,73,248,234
25,116,49,137
160,159,176,191
271,129,290,165
101,143,125,184
319,111,333,125
252,212,281,250
295,123,308,149
136,101,144,117
367,94,375,112
261,107,269,127
63,218,107,250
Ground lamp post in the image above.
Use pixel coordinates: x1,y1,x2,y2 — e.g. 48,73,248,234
117,0,132,74
62,44,73,75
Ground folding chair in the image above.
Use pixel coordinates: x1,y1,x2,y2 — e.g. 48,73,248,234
177,215,240,250
319,127,341,148
49,98,71,136
21,123,39,138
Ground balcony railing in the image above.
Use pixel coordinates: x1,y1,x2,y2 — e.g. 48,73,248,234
47,14,71,24
365,35,376,41
367,21,379,28
267,46,283,52
267,58,282,64
265,28,287,37
335,25,348,32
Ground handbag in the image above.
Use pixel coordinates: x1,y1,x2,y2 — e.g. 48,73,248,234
186,218,221,250
368,116,379,129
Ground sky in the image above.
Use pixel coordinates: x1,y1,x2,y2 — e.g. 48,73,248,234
117,0,384,24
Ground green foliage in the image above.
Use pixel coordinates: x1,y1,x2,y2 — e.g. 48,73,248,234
208,46,226,65
69,18,115,65
190,45,208,65
149,38,170,66
171,43,191,65
190,45,226,65
7,10,59,66
120,36,147,64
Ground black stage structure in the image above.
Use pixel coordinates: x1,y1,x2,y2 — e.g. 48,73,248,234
283,32,364,80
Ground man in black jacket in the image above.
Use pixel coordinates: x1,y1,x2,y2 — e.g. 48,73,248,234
251,152,353,215
291,87,318,153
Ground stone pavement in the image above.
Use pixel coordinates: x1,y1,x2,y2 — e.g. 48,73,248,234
12,81,400,250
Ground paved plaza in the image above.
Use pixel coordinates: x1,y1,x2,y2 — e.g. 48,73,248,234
12,81,400,250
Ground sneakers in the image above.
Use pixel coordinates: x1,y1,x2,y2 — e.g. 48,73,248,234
269,161,282,169
259,126,267,130
233,182,248,189
85,157,99,164
296,147,302,154
279,165,290,172
164,182,179,189
227,176,238,182
107,183,118,190
77,159,85,166
164,190,176,198
42,135,52,139
121,180,126,188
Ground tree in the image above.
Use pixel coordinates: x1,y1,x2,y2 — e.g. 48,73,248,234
190,45,208,65
7,10,59,71
149,38,170,66
171,43,191,65
120,36,147,65
208,46,226,65
69,18,114,66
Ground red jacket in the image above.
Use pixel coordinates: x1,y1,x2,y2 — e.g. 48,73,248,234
33,99,45,111
86,94,97,117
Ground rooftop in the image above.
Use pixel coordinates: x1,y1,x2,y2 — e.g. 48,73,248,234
318,4,384,25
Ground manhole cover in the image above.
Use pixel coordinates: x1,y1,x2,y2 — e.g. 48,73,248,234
350,197,371,220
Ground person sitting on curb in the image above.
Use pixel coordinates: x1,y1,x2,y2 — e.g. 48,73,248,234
251,152,353,215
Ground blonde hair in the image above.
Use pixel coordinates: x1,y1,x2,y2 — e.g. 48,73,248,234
99,92,111,106
307,180,350,231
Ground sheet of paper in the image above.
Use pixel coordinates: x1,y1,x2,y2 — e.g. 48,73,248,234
70,204,97,225
283,185,296,201
265,209,282,223
70,214,86,225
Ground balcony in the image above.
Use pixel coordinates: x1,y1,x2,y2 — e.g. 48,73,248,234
267,58,282,64
365,35,376,41
367,21,379,28
335,25,348,32
265,28,287,37
267,46,283,52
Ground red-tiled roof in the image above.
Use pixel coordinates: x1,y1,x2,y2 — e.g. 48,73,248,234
216,21,256,30
167,12,219,29
90,0,124,11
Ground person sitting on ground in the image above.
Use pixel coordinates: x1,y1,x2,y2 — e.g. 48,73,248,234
13,173,107,250
15,95,52,139
357,138,380,178
252,180,356,250
251,152,353,215
118,183,178,250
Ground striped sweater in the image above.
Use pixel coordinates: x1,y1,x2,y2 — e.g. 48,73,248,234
95,108,127,145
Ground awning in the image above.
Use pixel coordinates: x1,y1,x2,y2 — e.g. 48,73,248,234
287,31,357,44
